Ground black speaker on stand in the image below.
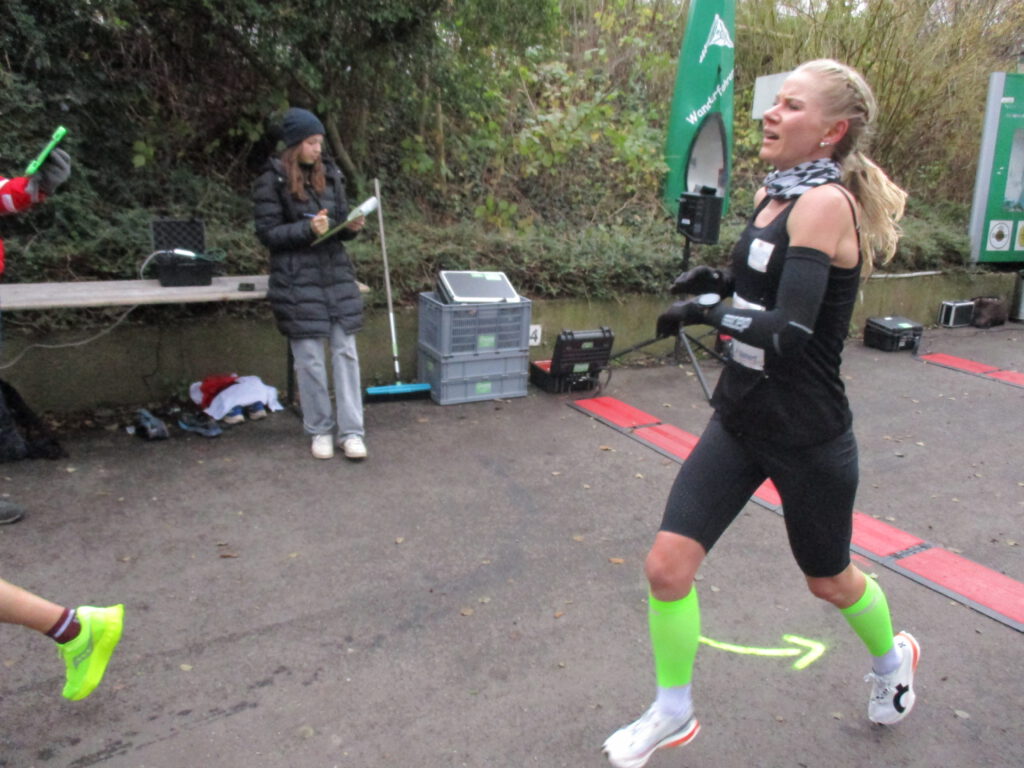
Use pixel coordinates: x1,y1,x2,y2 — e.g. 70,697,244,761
611,186,725,400
676,185,723,267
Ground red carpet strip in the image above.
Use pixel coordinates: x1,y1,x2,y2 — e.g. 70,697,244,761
570,395,1023,632
920,352,1024,388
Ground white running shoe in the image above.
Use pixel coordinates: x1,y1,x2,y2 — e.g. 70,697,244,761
245,402,267,420
341,436,367,460
866,631,920,725
311,434,334,459
602,704,700,768
222,406,245,425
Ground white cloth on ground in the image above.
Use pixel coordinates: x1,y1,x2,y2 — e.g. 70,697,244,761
189,375,284,420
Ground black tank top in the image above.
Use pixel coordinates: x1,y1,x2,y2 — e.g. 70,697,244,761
710,189,861,447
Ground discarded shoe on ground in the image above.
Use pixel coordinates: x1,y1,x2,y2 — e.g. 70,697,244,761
222,406,245,425
177,412,222,438
245,402,267,420
221,402,268,425
135,409,169,440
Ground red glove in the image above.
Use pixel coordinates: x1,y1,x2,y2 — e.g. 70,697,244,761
0,175,44,275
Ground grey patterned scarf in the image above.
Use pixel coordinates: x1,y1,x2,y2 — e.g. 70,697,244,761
763,159,842,200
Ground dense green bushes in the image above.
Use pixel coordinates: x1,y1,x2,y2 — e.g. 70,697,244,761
1,0,1021,328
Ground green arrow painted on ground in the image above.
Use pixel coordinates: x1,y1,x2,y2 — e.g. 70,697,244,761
698,634,826,670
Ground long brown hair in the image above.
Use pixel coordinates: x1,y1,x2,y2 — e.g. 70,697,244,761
794,59,907,272
279,144,326,202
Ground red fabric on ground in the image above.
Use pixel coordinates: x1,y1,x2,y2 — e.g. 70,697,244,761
198,374,239,409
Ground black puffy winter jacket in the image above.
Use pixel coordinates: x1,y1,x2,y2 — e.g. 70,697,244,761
252,157,363,338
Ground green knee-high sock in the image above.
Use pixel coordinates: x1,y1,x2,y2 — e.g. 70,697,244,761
648,587,700,688
840,576,895,656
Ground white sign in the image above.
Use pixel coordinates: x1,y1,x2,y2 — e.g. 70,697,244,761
751,72,790,120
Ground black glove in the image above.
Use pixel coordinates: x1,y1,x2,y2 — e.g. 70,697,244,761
669,264,733,296
656,298,710,338
33,148,71,195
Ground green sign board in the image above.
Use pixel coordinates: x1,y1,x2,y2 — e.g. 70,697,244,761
969,72,1024,263
662,0,735,215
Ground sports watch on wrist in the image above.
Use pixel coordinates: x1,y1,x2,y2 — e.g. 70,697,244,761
696,292,721,308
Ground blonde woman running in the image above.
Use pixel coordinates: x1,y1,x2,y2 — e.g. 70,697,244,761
603,59,916,768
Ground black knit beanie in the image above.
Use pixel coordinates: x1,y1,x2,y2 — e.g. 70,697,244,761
281,108,326,147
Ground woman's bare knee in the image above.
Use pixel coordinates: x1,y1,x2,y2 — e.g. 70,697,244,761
805,564,865,608
644,532,706,601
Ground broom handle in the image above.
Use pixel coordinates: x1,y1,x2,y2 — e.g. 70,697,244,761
373,178,403,380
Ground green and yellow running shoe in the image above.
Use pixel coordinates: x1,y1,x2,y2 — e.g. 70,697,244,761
59,604,125,701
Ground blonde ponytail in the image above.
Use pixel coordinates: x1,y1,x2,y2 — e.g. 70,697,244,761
842,150,907,273
793,59,908,274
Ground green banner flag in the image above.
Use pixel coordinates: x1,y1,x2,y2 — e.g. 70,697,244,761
663,0,735,215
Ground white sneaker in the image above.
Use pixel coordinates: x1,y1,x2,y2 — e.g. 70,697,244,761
311,434,334,459
222,406,245,425
866,631,920,725
341,436,367,460
602,704,700,768
245,402,267,421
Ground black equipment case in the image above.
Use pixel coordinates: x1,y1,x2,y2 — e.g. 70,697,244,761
150,219,215,287
530,327,614,393
863,316,923,352
152,252,214,287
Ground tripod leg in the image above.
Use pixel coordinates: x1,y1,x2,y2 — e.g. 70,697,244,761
610,336,664,361
678,331,713,401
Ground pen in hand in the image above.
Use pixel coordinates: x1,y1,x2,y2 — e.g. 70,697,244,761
307,208,331,238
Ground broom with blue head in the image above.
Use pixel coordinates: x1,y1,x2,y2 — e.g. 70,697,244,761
365,178,431,401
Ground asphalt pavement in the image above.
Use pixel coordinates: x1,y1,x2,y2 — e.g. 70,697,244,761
1,323,1021,767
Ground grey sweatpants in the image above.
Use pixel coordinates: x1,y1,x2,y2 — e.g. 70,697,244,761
289,323,364,439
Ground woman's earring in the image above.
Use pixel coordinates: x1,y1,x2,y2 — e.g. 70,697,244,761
819,140,831,147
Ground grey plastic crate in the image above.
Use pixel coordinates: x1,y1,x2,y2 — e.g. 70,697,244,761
429,372,528,405
418,292,531,357
417,344,528,384
417,345,528,404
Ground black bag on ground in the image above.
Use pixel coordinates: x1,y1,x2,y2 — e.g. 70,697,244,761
0,379,66,462
971,296,1007,328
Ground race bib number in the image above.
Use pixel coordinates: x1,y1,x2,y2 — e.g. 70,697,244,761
747,238,774,272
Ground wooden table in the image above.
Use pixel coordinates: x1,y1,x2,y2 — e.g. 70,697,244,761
0,275,269,311
0,275,294,403
0,275,371,405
